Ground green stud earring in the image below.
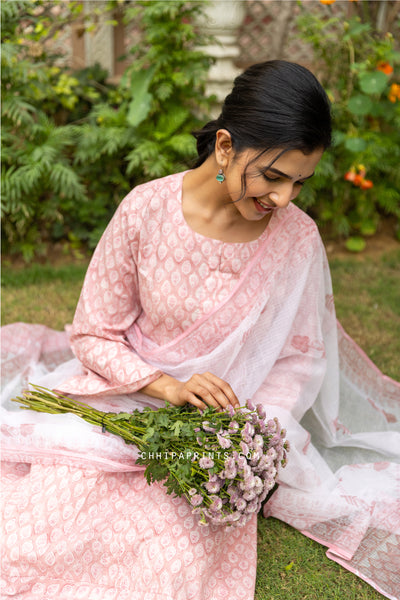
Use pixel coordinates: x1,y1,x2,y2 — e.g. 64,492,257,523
216,168,225,183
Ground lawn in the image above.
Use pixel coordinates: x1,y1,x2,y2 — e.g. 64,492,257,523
2,241,399,600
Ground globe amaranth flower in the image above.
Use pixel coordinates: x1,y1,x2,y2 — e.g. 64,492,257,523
199,456,215,469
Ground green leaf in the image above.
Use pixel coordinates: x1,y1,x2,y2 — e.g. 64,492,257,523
126,66,156,127
344,137,367,153
359,71,388,95
108,412,132,421
142,426,155,441
345,237,366,252
348,94,373,116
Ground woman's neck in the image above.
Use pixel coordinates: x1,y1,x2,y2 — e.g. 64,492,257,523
181,158,271,243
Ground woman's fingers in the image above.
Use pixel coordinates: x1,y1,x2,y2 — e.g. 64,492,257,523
202,372,240,408
181,373,239,410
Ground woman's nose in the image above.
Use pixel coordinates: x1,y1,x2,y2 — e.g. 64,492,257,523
267,188,292,209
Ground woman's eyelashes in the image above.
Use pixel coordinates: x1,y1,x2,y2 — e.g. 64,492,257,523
262,173,305,186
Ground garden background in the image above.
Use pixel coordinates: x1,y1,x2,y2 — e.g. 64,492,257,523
2,1,400,598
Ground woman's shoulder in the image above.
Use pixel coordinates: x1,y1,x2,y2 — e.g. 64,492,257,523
120,171,186,213
283,203,321,241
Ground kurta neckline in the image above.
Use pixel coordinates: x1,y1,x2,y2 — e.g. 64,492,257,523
178,170,277,247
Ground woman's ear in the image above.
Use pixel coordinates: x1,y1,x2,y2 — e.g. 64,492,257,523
215,129,233,167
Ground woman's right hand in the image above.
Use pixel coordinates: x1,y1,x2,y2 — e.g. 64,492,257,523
141,372,240,411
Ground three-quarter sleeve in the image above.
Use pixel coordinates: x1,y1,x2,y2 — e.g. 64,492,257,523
58,191,162,397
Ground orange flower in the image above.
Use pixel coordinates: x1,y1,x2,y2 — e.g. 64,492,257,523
344,171,355,182
360,179,373,190
388,83,400,102
353,174,363,187
319,0,336,4
377,61,393,76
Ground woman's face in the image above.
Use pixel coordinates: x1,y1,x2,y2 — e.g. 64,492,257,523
223,147,324,221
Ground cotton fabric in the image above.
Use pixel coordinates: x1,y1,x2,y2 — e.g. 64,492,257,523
1,171,399,599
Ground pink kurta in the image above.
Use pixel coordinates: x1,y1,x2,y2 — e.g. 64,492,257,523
1,171,400,600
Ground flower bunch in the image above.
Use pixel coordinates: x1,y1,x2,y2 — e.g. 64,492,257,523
344,164,373,190
13,386,289,527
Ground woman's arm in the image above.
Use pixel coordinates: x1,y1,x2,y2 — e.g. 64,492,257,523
68,190,163,395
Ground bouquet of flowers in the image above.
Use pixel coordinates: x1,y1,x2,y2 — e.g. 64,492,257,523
13,385,289,527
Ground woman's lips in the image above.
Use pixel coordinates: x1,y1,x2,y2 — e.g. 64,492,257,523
253,197,276,213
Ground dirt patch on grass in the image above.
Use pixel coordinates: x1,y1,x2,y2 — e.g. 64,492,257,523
322,219,399,260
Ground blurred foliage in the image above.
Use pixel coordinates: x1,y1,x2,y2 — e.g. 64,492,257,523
1,0,213,260
296,2,400,249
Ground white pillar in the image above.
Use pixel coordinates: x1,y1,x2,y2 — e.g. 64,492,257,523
199,1,246,106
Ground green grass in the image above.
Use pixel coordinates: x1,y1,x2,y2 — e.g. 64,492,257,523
329,248,400,381
2,247,398,600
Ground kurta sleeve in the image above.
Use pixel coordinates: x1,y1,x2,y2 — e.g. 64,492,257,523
59,190,163,397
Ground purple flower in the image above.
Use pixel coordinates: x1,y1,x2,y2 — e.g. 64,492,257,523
256,404,266,419
217,432,232,449
258,420,266,434
204,480,221,494
243,422,255,437
245,499,259,514
243,490,256,501
266,419,277,434
224,466,237,480
199,456,214,469
267,447,277,461
227,404,235,417
236,455,246,469
188,488,197,496
190,494,203,507
246,399,256,411
209,496,223,512
270,434,282,447
240,441,249,455
250,450,262,466
196,437,203,446
202,421,216,433
253,476,263,493
227,485,239,504
235,497,247,512
253,434,264,449
229,421,239,431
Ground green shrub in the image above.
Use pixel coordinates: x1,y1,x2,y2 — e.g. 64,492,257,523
2,0,214,260
296,4,400,248
73,0,214,230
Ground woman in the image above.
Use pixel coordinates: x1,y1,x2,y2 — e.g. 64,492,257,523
1,60,399,600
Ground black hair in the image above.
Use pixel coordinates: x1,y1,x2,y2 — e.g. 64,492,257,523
193,60,332,168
